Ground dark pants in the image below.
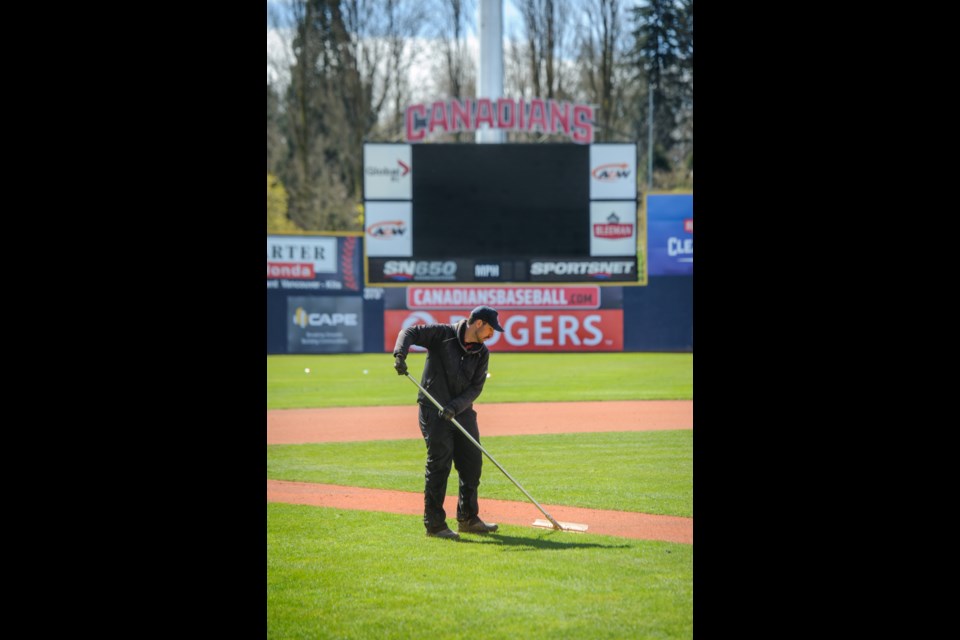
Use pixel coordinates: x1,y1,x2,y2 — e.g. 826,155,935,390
418,402,483,530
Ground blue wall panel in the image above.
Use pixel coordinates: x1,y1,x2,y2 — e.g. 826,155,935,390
269,281,691,354
622,276,693,351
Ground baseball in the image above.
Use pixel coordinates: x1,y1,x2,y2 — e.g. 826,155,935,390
487,372,491,378
304,367,311,374
362,369,369,375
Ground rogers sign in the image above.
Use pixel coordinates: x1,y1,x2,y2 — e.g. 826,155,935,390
383,310,623,352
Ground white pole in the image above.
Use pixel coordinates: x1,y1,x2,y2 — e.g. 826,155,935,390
647,84,654,187
477,0,504,143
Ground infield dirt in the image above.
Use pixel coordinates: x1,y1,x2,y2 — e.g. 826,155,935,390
268,400,692,543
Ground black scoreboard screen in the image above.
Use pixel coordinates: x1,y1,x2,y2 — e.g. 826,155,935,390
413,145,588,258
363,143,642,285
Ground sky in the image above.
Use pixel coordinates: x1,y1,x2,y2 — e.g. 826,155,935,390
267,0,524,89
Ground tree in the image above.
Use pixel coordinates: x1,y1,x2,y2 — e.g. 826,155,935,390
275,1,354,230
575,0,633,142
266,0,693,228
271,0,427,231
516,0,575,100
630,0,693,186
415,0,477,142
267,82,288,176
267,173,301,233
378,1,430,140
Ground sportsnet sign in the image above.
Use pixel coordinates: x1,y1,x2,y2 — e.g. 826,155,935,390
529,259,638,282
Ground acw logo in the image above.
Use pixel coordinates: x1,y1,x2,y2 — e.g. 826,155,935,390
591,163,630,182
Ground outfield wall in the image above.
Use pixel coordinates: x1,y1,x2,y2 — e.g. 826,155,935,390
266,276,691,354
266,193,692,354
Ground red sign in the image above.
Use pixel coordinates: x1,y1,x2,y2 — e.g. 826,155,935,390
593,223,634,239
406,286,601,310
405,97,595,144
266,262,315,279
384,310,623,352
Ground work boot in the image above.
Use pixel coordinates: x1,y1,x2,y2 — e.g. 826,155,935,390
426,525,460,540
457,516,499,534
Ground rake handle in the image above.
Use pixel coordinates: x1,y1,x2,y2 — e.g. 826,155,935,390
404,373,563,530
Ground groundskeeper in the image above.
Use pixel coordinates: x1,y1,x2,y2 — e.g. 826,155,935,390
393,305,505,540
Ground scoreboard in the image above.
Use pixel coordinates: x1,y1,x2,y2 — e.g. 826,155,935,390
363,143,643,285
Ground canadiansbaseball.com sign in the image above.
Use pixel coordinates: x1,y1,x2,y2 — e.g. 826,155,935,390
407,286,601,310
383,310,623,352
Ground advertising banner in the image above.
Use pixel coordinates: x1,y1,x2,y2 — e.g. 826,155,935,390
528,258,638,282
589,144,637,200
363,144,412,200
384,309,622,352
590,201,637,257
267,234,362,292
383,285,623,352
406,286,601,310
647,194,693,276
287,296,364,353
364,201,412,257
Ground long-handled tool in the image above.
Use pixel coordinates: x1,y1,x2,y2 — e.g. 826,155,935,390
405,373,588,532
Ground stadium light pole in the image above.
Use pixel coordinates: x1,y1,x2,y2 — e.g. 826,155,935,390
477,0,504,143
647,83,654,188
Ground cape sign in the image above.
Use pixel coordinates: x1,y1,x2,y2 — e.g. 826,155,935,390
405,97,595,144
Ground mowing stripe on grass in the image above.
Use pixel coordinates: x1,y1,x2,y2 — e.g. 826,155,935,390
268,503,693,640
267,352,692,409
268,430,693,516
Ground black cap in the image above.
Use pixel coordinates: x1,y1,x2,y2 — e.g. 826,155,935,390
469,305,504,332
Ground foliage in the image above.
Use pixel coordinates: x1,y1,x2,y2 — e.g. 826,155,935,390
267,0,695,231
630,0,693,185
267,173,301,233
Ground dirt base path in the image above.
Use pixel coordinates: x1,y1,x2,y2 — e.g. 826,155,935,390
268,400,693,544
268,479,692,544
268,400,692,443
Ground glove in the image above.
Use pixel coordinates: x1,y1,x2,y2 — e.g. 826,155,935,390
438,406,455,421
394,354,408,376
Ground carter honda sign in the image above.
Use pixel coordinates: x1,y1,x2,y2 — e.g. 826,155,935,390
267,234,362,291
267,236,337,279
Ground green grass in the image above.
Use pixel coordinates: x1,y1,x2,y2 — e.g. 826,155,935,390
268,430,692,517
267,351,693,638
268,503,693,640
267,352,692,409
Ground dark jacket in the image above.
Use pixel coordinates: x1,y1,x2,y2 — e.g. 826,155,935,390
394,320,490,416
